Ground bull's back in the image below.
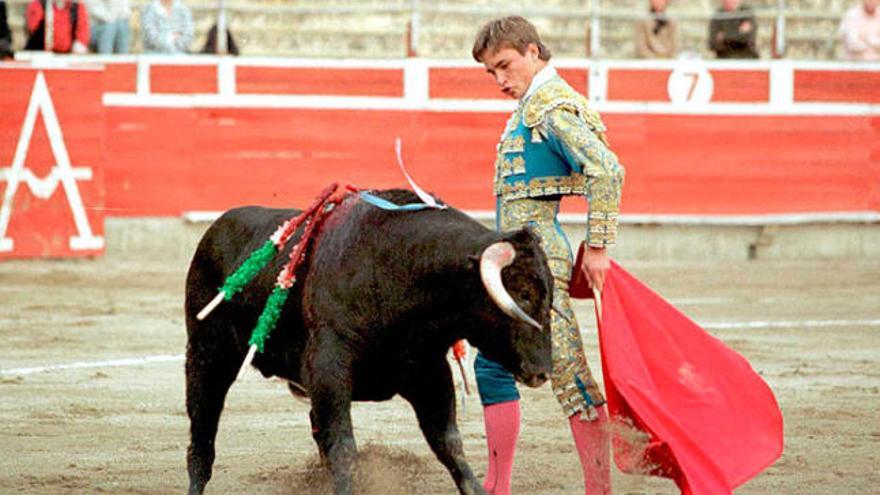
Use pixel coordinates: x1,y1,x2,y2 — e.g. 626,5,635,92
186,207,298,308
192,206,299,273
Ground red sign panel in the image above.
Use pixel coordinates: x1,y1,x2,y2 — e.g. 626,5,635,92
0,68,105,258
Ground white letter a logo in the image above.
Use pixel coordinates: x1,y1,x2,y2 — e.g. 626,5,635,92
0,72,104,253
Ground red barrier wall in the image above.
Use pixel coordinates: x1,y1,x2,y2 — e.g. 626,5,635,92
237,67,405,96
794,70,880,103
104,62,137,93
151,64,217,93
102,107,880,216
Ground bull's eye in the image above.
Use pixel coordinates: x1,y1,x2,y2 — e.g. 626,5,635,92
519,291,532,305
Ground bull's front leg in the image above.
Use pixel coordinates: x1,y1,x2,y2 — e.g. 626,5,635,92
307,339,357,495
403,362,485,495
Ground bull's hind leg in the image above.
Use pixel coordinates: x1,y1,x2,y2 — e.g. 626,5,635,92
185,320,240,495
307,334,357,495
403,364,485,495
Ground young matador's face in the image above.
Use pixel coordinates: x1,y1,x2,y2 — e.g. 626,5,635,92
651,0,668,11
722,0,742,11
480,43,542,100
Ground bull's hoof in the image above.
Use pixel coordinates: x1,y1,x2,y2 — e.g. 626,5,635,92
460,481,487,495
186,480,205,495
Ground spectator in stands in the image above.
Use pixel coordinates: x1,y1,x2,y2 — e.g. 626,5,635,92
0,1,13,59
838,0,880,60
84,0,130,54
201,22,239,55
25,0,90,53
708,0,758,58
140,0,193,54
634,0,679,58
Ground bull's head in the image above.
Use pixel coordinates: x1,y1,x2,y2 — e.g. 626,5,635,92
473,229,552,388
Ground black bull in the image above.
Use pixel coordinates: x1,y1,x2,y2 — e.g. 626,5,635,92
184,189,553,494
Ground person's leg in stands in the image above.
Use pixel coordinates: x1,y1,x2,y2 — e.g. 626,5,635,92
90,22,110,53
114,19,131,53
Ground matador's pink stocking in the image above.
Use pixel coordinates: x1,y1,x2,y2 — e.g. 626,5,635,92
482,400,520,495
568,406,611,494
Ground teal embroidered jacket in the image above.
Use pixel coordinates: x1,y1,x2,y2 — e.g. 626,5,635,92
493,75,625,247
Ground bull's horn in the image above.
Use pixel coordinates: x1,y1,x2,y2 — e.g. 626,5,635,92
480,242,543,331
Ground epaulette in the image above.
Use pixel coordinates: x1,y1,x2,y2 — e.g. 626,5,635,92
522,77,609,142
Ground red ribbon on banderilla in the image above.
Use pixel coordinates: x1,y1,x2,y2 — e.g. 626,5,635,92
196,183,357,379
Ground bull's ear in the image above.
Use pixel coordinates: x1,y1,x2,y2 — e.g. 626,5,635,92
504,227,536,248
467,253,481,269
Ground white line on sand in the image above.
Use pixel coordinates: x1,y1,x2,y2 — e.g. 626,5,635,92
0,354,183,376
2,319,878,376
700,319,880,330
668,297,733,305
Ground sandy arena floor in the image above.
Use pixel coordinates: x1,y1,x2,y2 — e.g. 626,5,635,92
1,256,878,494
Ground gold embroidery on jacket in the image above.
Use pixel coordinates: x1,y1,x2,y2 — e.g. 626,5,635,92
495,173,588,199
545,109,624,247
492,76,624,248
500,135,525,153
523,78,610,146
497,156,525,178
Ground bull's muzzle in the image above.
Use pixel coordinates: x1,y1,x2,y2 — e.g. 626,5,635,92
520,372,550,388
480,242,543,331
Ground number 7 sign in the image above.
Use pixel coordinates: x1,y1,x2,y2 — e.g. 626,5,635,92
667,60,714,105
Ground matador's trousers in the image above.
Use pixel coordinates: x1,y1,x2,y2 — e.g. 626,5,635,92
475,197,605,417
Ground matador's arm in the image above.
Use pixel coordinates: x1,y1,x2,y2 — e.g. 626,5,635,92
542,108,625,248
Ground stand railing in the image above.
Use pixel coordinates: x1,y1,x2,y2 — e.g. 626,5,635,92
3,0,849,59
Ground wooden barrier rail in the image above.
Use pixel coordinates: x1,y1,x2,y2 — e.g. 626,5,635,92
2,56,878,258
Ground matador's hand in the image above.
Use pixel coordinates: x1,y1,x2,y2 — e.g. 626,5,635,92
579,244,610,294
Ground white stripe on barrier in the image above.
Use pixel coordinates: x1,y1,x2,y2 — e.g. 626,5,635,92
103,93,419,110
183,210,880,226
609,211,880,226
14,54,880,116
1,319,877,377
13,53,880,72
0,60,103,71
599,101,880,116
14,53,413,69
579,58,880,72
234,57,409,69
101,92,880,116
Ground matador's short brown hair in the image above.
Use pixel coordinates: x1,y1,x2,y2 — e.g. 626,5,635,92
472,16,552,63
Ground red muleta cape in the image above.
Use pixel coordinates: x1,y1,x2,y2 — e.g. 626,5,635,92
571,255,783,494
